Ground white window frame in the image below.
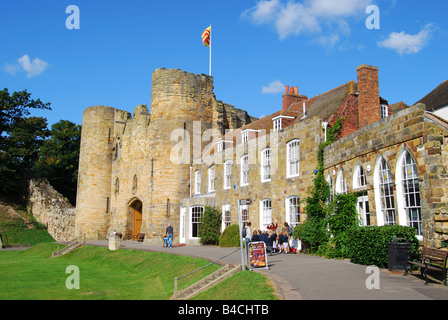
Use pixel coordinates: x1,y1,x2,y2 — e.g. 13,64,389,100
259,199,272,230
272,115,295,132
222,204,231,232
357,192,370,226
224,160,232,190
241,154,249,187
287,139,300,178
286,196,300,229
273,118,282,132
396,149,422,238
190,206,204,238
242,131,249,143
208,166,215,193
374,156,396,226
326,173,334,202
335,168,347,194
261,148,272,182
381,104,389,119
194,170,201,195
353,163,367,189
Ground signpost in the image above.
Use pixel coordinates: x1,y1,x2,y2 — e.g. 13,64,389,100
237,198,252,271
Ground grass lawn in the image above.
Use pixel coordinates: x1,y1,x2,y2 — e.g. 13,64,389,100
193,270,280,300
0,243,279,300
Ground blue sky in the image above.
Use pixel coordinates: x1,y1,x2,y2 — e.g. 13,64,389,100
1,0,447,126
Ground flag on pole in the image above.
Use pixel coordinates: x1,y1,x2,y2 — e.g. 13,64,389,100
202,26,211,47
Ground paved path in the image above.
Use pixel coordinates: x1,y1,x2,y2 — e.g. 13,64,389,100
86,240,448,300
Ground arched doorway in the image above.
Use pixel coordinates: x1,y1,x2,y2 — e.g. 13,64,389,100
129,199,143,241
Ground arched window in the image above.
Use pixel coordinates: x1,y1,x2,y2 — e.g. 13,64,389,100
286,196,300,228
335,168,347,194
396,149,422,237
374,156,396,226
353,163,367,189
353,163,370,226
326,173,334,202
260,199,272,230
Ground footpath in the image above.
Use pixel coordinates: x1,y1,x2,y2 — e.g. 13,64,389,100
86,240,448,300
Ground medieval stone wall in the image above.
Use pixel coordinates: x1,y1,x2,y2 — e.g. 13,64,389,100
28,179,76,242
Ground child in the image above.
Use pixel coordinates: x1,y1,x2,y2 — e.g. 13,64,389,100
265,230,277,256
278,230,289,253
251,230,260,242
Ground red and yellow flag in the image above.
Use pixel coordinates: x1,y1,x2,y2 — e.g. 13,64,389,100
202,26,211,47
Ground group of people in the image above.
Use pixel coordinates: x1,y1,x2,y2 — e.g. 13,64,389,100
243,219,294,256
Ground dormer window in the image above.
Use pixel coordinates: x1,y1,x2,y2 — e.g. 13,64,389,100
273,118,282,132
242,131,248,143
272,115,295,132
381,104,389,119
241,129,260,143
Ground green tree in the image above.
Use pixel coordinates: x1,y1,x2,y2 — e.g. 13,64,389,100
0,88,51,201
198,206,222,245
35,120,81,205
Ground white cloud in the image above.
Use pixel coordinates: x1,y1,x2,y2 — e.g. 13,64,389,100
3,54,49,78
262,80,285,94
242,0,369,40
378,24,433,55
3,63,19,76
18,54,49,78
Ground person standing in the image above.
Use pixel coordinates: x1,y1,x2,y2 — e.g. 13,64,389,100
244,222,252,244
165,223,174,248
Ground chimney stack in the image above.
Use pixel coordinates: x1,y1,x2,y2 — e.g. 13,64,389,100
357,64,380,129
282,85,307,110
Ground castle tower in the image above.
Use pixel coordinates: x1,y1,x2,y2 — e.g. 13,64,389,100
143,68,217,242
75,106,115,240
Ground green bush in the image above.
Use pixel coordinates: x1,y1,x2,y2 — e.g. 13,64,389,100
293,218,328,253
345,225,420,268
198,206,221,245
219,224,240,247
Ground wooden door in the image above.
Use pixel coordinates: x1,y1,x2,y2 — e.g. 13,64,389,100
133,209,142,240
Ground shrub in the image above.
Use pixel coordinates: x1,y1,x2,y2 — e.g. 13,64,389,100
198,206,221,245
345,225,420,268
293,218,328,253
219,224,240,247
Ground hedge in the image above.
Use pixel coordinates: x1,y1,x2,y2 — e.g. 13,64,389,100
219,224,240,247
344,225,420,268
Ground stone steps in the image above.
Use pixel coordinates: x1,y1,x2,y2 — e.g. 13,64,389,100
51,241,83,258
174,264,242,300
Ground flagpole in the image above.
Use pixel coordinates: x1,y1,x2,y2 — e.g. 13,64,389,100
209,24,212,76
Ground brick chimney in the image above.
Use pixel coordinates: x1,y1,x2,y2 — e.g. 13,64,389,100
282,86,307,110
357,65,380,129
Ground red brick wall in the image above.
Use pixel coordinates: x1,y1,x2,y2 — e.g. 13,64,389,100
357,65,380,129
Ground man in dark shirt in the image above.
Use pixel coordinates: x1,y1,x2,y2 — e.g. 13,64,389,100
166,223,174,248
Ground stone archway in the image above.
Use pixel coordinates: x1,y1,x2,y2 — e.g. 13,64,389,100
128,198,143,241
